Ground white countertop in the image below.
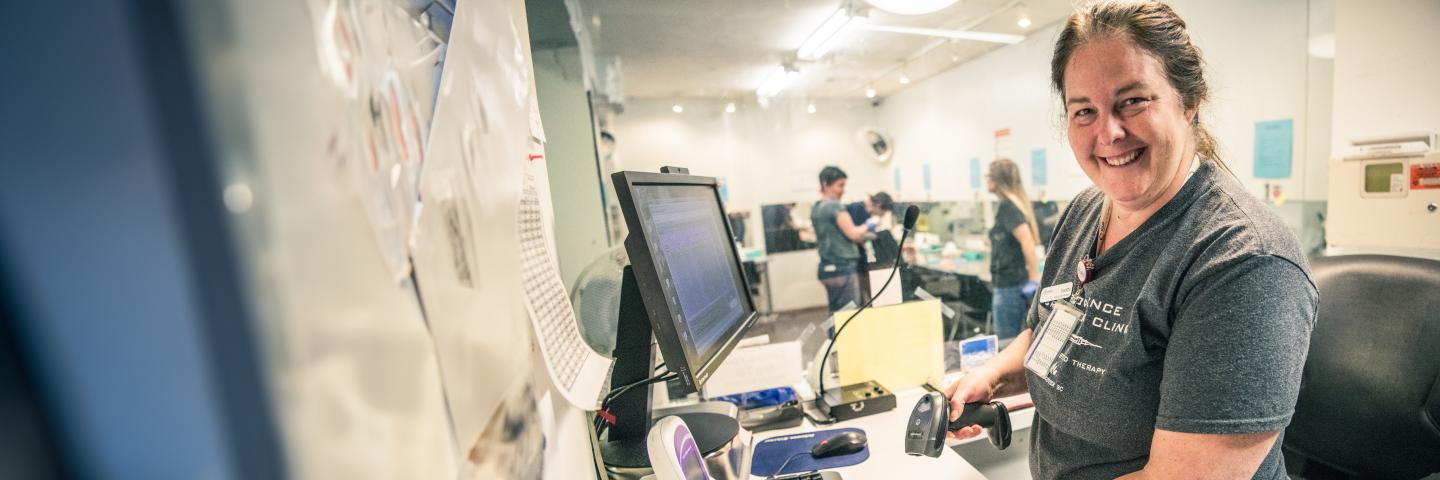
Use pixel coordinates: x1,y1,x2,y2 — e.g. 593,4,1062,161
748,387,992,479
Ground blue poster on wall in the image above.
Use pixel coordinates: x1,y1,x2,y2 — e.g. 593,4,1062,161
923,163,932,193
1254,119,1294,179
893,168,902,192
969,158,982,189
718,176,729,203
1031,148,1047,186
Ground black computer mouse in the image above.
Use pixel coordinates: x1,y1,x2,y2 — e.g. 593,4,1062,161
811,431,867,458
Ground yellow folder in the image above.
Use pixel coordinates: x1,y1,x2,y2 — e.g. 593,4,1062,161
834,299,945,390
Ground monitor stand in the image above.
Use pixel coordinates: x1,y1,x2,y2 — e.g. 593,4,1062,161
599,266,740,470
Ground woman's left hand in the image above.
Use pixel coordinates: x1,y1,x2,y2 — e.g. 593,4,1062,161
1021,280,1039,305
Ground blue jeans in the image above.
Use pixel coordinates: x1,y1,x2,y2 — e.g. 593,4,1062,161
992,285,1028,340
818,263,859,314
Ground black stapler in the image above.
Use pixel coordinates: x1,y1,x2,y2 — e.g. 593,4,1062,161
903,391,1012,457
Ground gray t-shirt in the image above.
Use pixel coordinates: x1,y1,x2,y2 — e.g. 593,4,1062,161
812,199,859,268
1023,162,1318,479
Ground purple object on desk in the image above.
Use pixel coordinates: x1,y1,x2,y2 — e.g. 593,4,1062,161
750,427,869,477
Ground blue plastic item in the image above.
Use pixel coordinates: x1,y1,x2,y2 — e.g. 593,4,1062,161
750,427,869,477
712,386,796,409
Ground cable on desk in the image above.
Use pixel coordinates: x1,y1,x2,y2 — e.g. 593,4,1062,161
767,451,813,480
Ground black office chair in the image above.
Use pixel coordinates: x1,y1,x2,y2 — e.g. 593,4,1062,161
1284,254,1440,479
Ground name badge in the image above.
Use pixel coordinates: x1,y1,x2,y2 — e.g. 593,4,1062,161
1025,300,1084,381
1038,282,1073,304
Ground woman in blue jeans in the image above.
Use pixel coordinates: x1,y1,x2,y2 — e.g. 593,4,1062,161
984,159,1041,339
811,166,872,314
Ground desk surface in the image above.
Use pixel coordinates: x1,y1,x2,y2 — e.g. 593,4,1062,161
748,388,989,479
911,252,991,282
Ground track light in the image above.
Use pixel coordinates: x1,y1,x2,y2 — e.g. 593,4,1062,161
864,0,959,15
756,65,799,98
862,24,1025,44
797,7,865,60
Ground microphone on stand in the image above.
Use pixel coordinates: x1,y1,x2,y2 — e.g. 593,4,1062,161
814,205,920,421
903,204,920,232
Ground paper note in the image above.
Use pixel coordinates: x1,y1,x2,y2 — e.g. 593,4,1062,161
923,163,933,193
1031,148,1047,186
516,158,613,409
969,158,982,189
1254,119,1294,179
994,128,1014,160
893,167,902,192
704,341,803,398
868,269,902,307
834,300,945,389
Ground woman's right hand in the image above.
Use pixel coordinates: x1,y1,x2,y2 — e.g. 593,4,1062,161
943,367,999,440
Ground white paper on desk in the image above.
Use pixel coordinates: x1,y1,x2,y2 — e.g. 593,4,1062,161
703,341,802,398
868,269,902,307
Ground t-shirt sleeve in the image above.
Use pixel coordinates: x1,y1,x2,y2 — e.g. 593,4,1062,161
996,201,1024,233
846,202,869,225
812,202,834,224
1155,254,1317,434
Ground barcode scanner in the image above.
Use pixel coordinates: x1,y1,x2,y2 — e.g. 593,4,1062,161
904,391,1012,458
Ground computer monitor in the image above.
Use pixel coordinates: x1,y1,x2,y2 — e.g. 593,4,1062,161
611,170,759,393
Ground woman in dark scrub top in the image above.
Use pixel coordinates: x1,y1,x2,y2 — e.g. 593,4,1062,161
943,2,1317,479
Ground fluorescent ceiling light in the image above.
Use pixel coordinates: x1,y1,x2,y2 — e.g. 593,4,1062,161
865,0,959,15
864,86,877,98
672,104,683,113
1017,16,1031,28
863,24,1025,44
797,8,865,60
725,102,737,113
756,66,798,98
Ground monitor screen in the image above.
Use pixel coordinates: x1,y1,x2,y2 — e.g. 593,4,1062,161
631,183,751,367
612,171,758,392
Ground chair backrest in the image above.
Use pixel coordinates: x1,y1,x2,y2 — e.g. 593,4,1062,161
1284,254,1440,479
871,230,899,268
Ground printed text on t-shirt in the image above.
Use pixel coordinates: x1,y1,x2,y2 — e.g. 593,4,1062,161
1068,293,1130,336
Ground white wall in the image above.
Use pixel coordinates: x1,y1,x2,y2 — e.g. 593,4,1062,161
1331,0,1440,149
876,22,1082,203
613,99,887,215
536,46,613,289
877,0,1330,202
612,98,886,311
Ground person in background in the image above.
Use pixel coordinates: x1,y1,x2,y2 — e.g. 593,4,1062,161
846,192,896,301
945,2,1316,478
985,159,1041,340
845,192,896,232
762,203,803,253
812,166,872,314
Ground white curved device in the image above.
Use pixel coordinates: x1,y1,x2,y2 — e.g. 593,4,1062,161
646,416,712,480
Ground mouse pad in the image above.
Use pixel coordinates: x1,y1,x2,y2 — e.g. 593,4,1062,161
750,427,869,477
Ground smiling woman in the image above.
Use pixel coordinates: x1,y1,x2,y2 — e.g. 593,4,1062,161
941,2,1319,480
1050,1,1227,242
